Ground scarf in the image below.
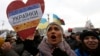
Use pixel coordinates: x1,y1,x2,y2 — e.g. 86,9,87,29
38,38,76,56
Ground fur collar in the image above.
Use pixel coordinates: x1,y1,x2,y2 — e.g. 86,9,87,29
38,38,76,56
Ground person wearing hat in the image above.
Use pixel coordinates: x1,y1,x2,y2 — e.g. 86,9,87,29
75,31,100,56
38,22,76,56
23,22,76,56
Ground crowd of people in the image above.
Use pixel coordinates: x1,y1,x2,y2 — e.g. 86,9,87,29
0,22,100,56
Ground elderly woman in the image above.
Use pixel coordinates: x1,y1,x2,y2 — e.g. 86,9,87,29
38,22,76,56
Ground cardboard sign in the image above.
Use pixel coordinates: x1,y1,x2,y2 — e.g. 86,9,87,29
6,0,45,40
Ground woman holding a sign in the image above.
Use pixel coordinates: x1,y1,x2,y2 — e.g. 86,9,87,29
24,22,76,56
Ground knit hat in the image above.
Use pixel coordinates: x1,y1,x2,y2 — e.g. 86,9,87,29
46,22,64,34
80,31,99,41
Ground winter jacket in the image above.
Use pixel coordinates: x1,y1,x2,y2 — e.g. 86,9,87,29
75,48,100,56
2,42,32,56
75,49,88,56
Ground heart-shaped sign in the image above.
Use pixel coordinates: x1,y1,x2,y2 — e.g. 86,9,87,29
6,0,45,40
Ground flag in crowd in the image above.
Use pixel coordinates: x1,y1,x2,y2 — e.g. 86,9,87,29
37,18,48,29
53,14,65,25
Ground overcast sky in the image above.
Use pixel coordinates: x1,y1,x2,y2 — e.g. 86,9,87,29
0,0,100,30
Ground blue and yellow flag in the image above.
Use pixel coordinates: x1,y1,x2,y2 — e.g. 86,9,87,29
38,18,48,29
53,14,65,25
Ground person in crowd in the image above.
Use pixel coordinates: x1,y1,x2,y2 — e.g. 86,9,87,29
1,42,19,56
5,34,16,44
75,31,100,56
0,31,42,56
38,22,76,56
0,34,24,56
65,32,80,50
92,28,100,39
23,30,42,56
0,34,19,56
75,32,81,42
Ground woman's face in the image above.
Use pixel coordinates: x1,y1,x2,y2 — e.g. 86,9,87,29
83,36,99,49
47,24,63,46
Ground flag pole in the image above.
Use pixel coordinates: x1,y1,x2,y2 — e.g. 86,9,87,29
2,20,4,30
47,14,50,23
